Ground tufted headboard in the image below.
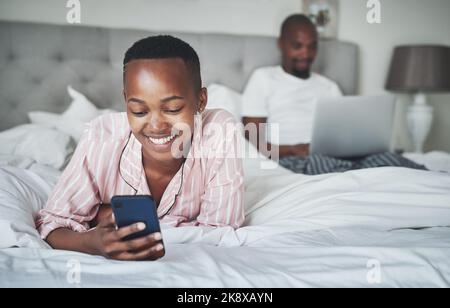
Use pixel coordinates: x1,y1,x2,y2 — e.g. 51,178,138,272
0,21,359,131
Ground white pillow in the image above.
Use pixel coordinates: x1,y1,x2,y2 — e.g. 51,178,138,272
0,154,35,169
63,85,99,122
207,84,242,121
0,166,52,249
28,86,115,142
0,124,75,170
28,111,87,143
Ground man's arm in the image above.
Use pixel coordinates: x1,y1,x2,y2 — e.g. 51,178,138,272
242,117,309,158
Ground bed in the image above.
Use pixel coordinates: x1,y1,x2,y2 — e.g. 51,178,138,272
1,21,450,288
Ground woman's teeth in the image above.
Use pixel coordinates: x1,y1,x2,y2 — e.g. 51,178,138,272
148,134,177,145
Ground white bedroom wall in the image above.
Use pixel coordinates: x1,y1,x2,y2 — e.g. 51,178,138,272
1,0,449,152
338,0,450,152
0,0,301,36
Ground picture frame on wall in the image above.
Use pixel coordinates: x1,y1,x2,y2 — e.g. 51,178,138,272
302,0,339,39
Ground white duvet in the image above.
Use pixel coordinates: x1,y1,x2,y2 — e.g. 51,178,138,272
1,158,450,287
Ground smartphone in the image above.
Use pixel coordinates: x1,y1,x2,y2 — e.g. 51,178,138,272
111,195,162,241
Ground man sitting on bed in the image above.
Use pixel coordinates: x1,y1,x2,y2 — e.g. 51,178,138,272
242,14,425,174
242,14,342,159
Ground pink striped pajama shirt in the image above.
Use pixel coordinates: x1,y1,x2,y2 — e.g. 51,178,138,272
37,109,245,239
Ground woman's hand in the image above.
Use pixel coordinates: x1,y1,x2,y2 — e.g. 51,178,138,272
87,212,165,261
90,203,112,228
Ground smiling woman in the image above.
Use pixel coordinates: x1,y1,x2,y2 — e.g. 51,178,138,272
124,58,203,162
36,35,245,262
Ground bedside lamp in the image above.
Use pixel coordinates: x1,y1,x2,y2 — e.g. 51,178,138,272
386,45,450,153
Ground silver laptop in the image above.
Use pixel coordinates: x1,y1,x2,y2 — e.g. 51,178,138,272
310,96,396,158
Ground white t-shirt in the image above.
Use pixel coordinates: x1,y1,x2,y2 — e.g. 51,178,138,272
242,66,342,145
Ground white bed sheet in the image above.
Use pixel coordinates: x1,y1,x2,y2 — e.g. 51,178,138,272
1,226,450,288
403,151,450,173
0,160,449,287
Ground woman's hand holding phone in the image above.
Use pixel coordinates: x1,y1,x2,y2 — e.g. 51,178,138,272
88,211,165,261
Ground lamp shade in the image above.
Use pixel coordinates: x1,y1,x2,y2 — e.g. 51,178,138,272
385,45,450,92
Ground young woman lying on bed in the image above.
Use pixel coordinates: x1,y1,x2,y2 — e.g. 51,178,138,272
36,36,245,261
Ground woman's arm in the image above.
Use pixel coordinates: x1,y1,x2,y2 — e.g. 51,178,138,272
89,203,112,229
36,129,102,240
193,113,245,229
46,213,165,261
46,228,97,255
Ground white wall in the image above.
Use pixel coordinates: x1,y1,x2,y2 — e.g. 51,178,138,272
0,0,301,36
1,0,449,152
338,0,450,152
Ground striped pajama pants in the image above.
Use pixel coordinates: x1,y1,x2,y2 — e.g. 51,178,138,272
279,152,427,175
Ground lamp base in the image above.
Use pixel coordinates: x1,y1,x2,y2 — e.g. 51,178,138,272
406,93,433,153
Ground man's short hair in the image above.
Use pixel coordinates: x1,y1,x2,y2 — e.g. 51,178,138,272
280,14,317,38
123,35,202,91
